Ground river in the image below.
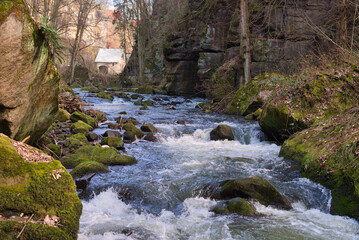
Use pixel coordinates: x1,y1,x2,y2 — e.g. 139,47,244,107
75,90,359,240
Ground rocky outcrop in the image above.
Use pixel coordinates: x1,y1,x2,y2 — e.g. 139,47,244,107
0,1,60,144
210,125,234,141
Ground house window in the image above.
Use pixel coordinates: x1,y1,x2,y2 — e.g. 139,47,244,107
112,63,115,66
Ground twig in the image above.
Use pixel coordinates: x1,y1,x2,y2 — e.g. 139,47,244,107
17,214,34,239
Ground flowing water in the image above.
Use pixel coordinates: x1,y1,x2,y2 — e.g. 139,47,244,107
76,90,359,240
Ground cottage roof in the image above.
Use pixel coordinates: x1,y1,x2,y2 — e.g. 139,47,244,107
95,49,124,63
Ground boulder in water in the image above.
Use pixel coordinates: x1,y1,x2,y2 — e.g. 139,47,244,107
103,130,121,138
123,123,144,138
87,133,99,141
124,131,136,142
212,198,255,216
101,137,124,149
70,161,109,178
176,120,186,125
141,123,158,133
220,176,291,210
210,125,234,141
144,133,157,142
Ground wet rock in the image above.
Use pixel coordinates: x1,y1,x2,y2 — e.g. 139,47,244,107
212,198,255,216
219,176,291,210
123,123,144,138
140,123,158,133
119,111,128,115
75,173,96,190
113,92,130,99
143,100,154,106
144,133,157,142
66,133,89,149
47,143,61,157
166,106,176,110
106,123,120,129
71,120,93,134
131,94,144,99
103,130,121,138
101,137,124,149
97,91,114,101
134,100,143,105
55,109,70,122
176,120,186,125
124,131,136,142
210,125,234,141
140,105,149,110
71,161,109,178
87,133,99,141
85,109,107,123
61,145,137,169
70,111,96,128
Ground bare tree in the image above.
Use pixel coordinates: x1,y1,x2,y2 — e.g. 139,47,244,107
240,0,251,85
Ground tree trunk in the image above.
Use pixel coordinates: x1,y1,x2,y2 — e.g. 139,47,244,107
239,0,251,85
336,0,348,47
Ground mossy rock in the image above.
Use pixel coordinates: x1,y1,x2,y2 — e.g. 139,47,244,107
123,123,144,138
123,131,136,142
55,109,70,122
140,105,149,110
66,133,88,148
140,123,158,133
220,176,291,210
210,125,234,141
130,94,144,99
80,86,100,93
71,120,93,134
244,108,262,120
97,91,114,101
143,100,154,106
70,161,109,178
112,92,129,99
196,101,213,111
47,143,61,156
0,221,71,240
134,100,143,105
258,104,307,142
0,134,82,239
136,86,154,94
212,198,255,216
60,145,136,169
280,108,359,220
225,73,279,115
101,137,124,149
70,111,96,128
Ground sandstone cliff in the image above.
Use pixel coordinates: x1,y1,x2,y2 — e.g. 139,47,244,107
0,0,60,144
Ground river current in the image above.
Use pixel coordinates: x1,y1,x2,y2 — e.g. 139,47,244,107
76,90,359,240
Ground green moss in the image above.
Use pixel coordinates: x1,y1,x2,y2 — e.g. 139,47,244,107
47,143,61,156
136,86,154,94
134,100,142,105
80,86,99,93
123,123,144,138
71,120,93,134
70,161,109,178
70,111,96,128
140,105,149,110
60,145,136,169
66,133,88,148
55,109,70,122
0,134,82,239
97,91,114,101
101,137,124,149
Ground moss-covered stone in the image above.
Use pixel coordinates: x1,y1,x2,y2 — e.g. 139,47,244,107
136,86,154,94
66,133,88,148
80,86,100,93
140,123,158,133
123,131,136,142
213,198,255,216
55,109,70,122
123,123,144,138
0,134,82,239
60,145,136,169
70,161,109,178
134,100,142,105
143,100,154,106
47,143,61,156
220,176,291,210
140,105,149,110
97,92,114,101
70,111,96,128
101,136,124,149
71,120,93,134
280,108,359,220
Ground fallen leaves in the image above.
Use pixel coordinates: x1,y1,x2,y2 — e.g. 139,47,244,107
11,140,52,163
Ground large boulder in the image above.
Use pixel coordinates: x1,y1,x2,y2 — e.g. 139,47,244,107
0,1,60,144
140,123,158,133
219,176,291,210
210,125,234,141
212,198,255,216
70,111,96,128
101,136,124,149
123,122,144,138
280,108,359,220
0,134,82,239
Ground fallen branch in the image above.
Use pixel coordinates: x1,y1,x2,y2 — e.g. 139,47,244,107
17,214,34,239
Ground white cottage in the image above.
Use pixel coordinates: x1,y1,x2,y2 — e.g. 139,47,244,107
95,49,126,75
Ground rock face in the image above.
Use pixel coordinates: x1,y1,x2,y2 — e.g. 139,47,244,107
0,1,60,144
124,0,334,97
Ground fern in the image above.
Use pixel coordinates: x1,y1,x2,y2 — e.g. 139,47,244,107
40,16,65,64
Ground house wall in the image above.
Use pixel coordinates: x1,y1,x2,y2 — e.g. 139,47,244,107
96,60,126,75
